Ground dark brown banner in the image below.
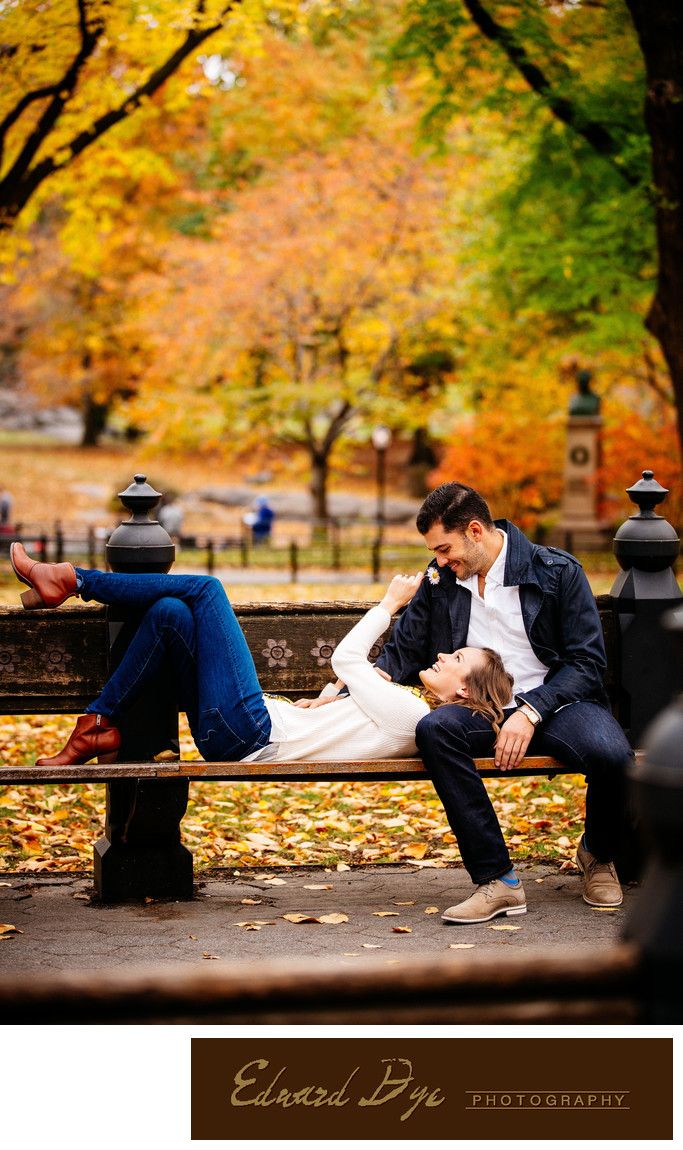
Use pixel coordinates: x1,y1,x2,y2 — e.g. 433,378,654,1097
191,1037,672,1140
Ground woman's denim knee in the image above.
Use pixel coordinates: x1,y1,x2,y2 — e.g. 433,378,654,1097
146,596,193,628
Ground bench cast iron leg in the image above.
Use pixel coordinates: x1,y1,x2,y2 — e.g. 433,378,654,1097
93,617,194,902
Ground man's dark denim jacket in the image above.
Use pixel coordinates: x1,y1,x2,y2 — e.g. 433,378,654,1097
375,519,609,720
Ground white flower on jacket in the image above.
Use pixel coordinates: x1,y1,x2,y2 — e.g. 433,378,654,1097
427,567,440,585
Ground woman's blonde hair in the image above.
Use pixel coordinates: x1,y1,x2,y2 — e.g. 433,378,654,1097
425,647,514,735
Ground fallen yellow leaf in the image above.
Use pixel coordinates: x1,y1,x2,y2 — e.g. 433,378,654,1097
449,943,476,949
361,943,382,949
392,926,412,934
489,924,522,931
233,920,277,928
336,863,351,872
424,906,439,914
373,911,399,917
0,923,22,936
241,898,263,905
403,843,428,859
202,953,220,959
319,913,349,924
304,884,333,890
393,900,415,906
591,906,620,912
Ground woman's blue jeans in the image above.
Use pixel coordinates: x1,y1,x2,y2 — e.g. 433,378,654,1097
76,570,271,761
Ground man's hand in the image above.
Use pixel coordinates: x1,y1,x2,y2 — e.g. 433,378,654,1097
494,710,535,771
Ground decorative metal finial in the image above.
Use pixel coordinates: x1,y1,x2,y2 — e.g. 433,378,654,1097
625,470,670,519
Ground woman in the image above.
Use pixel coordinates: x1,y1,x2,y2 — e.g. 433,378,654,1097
10,542,513,767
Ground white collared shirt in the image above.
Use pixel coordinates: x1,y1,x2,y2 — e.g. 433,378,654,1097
458,529,548,702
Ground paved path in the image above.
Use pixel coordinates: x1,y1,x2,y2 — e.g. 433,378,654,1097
0,863,635,974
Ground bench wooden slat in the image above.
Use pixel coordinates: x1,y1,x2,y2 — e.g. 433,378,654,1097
0,751,644,785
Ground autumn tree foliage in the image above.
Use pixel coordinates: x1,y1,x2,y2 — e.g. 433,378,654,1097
0,0,297,234
127,131,459,520
5,224,161,445
392,0,683,462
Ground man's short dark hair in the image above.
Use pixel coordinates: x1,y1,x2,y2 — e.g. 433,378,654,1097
416,483,494,536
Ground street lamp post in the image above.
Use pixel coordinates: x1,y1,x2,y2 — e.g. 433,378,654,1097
371,425,392,576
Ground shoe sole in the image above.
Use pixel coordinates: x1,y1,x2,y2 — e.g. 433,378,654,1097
442,904,527,925
575,852,623,908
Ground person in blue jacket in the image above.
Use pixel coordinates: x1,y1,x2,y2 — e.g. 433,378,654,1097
375,482,633,925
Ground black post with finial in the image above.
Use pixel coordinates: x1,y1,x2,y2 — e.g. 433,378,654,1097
94,475,193,902
610,470,682,745
623,603,683,1022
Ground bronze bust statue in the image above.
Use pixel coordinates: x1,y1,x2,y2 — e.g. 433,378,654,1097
569,368,601,416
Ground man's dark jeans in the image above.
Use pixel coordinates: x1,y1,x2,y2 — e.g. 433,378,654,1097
415,701,634,886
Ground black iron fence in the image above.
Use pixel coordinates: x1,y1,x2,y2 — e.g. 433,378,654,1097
0,521,428,582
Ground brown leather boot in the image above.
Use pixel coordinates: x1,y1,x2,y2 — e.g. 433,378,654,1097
10,541,78,609
36,714,121,766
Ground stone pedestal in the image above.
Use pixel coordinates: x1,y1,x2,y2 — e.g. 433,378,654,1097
553,415,612,550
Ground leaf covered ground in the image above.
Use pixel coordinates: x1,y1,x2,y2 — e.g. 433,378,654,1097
0,710,585,874
0,574,589,875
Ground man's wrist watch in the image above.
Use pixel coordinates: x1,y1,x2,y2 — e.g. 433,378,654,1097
517,703,541,727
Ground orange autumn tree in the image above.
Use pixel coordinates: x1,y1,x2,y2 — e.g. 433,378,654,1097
126,135,460,521
7,225,162,445
432,394,566,534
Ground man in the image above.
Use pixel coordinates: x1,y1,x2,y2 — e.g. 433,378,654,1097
374,482,633,925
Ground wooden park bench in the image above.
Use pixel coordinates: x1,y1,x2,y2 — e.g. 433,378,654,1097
0,594,646,903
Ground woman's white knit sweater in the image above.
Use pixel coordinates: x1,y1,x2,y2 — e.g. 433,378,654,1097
254,605,430,761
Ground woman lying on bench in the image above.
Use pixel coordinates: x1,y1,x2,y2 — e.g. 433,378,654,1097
10,543,512,768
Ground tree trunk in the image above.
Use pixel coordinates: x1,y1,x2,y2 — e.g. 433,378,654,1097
407,427,438,498
81,393,109,447
627,0,683,459
309,449,330,541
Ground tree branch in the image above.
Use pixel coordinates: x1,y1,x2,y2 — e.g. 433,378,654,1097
0,0,103,180
0,1,240,229
640,342,675,405
461,0,640,188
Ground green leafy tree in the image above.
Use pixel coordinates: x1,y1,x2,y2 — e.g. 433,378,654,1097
392,0,683,455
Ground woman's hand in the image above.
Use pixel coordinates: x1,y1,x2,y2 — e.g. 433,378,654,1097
379,571,424,616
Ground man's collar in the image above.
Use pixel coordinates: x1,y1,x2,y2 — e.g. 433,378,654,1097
495,519,540,586
485,528,508,586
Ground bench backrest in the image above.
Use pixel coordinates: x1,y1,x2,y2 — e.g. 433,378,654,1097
0,596,619,715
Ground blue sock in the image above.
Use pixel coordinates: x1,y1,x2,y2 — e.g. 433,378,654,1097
499,868,520,887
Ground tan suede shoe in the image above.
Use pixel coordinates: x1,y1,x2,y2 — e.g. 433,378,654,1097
442,878,527,924
10,541,78,609
576,839,623,907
